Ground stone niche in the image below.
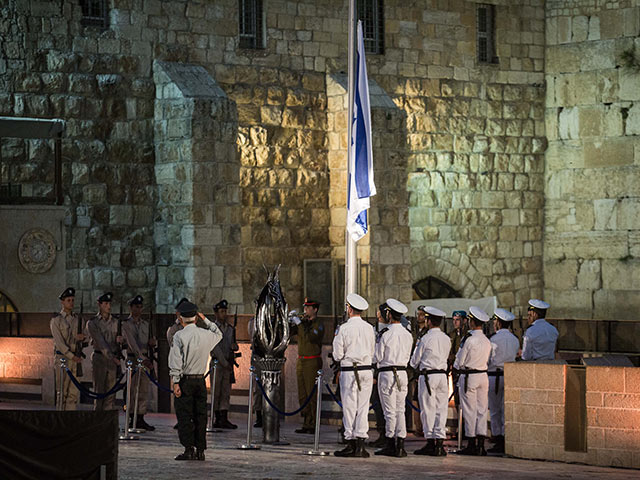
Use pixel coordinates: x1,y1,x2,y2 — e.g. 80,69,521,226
0,206,66,312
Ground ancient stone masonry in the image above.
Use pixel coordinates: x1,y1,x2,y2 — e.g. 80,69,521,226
545,1,640,319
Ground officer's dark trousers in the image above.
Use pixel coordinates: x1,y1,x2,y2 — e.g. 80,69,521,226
175,377,207,450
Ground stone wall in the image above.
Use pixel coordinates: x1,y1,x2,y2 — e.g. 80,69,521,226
544,1,640,319
505,362,640,469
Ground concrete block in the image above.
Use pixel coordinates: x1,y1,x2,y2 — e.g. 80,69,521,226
586,366,625,393
534,364,565,390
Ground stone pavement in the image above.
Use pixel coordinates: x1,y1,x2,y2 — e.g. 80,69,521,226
118,412,639,479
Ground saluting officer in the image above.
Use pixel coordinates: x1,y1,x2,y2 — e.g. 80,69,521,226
167,297,189,348
333,293,375,458
86,292,123,411
122,295,156,431
487,308,520,454
521,299,558,361
454,306,492,456
169,301,223,461
210,299,239,429
410,306,451,457
291,298,325,434
50,287,85,410
373,299,412,457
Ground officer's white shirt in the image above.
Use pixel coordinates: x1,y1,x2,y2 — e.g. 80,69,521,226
332,316,375,366
453,329,491,370
488,329,520,371
410,327,450,371
169,318,222,383
521,319,558,361
374,323,413,367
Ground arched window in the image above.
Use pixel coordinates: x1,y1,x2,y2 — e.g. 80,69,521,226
412,276,460,300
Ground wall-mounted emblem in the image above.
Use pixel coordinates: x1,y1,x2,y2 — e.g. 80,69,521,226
18,228,57,274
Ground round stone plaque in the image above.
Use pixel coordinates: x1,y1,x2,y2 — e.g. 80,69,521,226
18,228,57,274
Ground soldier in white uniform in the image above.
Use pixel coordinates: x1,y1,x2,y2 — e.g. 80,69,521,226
487,308,520,454
333,293,375,458
373,299,412,457
521,299,558,361
454,306,492,456
410,306,451,456
50,287,85,410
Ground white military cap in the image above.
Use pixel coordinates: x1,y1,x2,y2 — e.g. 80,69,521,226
528,299,550,310
493,308,516,322
386,298,408,315
346,293,369,311
424,306,446,318
469,306,490,322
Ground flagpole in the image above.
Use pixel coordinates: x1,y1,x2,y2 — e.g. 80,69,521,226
345,0,357,301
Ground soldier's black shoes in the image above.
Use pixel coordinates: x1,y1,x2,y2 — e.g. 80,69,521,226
374,436,396,456
354,438,370,458
196,449,205,461
457,437,477,455
295,427,315,434
476,436,487,456
253,411,263,428
175,447,195,461
414,438,435,455
136,415,155,431
433,439,447,456
368,431,386,448
334,439,356,457
487,435,505,454
395,437,407,457
219,410,237,429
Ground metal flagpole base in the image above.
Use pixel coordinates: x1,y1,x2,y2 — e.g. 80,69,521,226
304,449,329,456
119,430,139,441
237,443,261,450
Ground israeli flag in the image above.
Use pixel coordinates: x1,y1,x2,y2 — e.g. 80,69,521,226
347,20,376,242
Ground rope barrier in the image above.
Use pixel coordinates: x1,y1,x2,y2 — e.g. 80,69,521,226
65,368,128,399
406,397,420,413
144,369,174,394
323,383,342,408
255,377,317,417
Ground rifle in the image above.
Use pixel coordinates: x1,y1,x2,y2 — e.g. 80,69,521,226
230,307,241,384
75,296,86,377
148,306,158,364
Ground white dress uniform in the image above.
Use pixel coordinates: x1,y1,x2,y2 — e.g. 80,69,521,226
488,325,520,436
453,308,491,439
374,323,413,439
522,319,558,361
409,326,451,439
332,314,376,440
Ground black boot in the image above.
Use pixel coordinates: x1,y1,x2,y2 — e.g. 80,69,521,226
195,449,205,461
414,438,435,455
487,435,504,454
354,437,370,458
368,430,386,448
334,439,356,457
219,410,237,429
395,437,407,458
433,439,447,457
213,410,223,428
253,411,263,428
458,437,477,455
374,436,396,456
175,446,195,460
476,435,487,456
136,414,155,431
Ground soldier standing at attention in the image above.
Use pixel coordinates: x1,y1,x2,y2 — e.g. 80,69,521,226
454,306,492,456
50,287,85,410
290,298,325,434
333,293,375,458
86,292,123,411
122,295,156,431
521,299,558,361
210,299,239,429
487,308,520,454
410,306,451,456
169,302,223,461
373,299,412,457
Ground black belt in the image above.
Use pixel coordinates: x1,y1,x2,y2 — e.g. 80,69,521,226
457,369,488,393
488,369,503,394
420,369,447,396
182,374,205,379
377,365,407,372
340,365,373,372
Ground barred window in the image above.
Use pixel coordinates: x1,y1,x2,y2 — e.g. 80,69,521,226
357,0,384,55
476,3,498,64
239,0,265,49
80,0,109,28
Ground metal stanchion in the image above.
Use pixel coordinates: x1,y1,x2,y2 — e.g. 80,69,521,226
119,359,138,441
457,406,463,450
238,366,260,450
57,357,67,411
129,358,145,434
206,359,222,433
304,370,328,456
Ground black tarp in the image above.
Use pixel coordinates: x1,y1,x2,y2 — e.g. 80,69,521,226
0,410,118,480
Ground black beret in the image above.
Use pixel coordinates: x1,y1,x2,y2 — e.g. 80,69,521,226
175,297,190,310
177,301,198,318
129,295,143,306
97,292,113,303
213,299,228,311
59,287,75,300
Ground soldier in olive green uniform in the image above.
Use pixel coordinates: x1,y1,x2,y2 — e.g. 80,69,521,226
291,298,325,434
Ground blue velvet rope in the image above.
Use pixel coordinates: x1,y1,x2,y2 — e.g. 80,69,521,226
65,368,127,399
406,397,421,413
144,369,174,394
255,377,317,416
